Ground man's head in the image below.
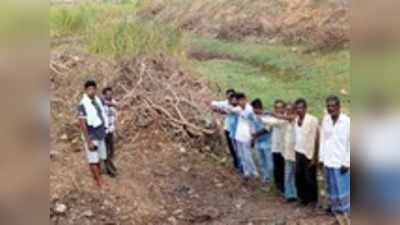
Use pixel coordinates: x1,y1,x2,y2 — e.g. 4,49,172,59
230,93,238,106
274,99,286,114
226,89,235,99
286,102,296,116
226,89,236,105
326,95,341,118
84,80,97,98
295,98,307,118
235,92,247,108
102,87,113,100
251,98,264,115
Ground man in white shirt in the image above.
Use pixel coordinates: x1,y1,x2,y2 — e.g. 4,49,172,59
281,103,298,202
102,87,118,177
210,89,241,172
320,95,350,222
232,93,258,178
78,80,109,189
294,98,319,206
259,99,287,194
213,92,258,178
271,100,287,194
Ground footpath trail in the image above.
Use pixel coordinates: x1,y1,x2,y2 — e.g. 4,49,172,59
51,127,335,225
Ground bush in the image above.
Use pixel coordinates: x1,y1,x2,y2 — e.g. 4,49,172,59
50,3,183,57
50,5,99,35
87,19,183,57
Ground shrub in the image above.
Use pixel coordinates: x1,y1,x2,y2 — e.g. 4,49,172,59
50,3,183,57
86,19,182,57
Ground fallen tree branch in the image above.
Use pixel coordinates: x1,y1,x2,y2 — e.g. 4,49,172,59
144,97,215,136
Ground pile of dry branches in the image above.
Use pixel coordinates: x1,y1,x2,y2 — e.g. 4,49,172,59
50,49,222,153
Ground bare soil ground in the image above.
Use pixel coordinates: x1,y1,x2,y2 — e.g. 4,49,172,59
50,47,336,225
51,130,335,225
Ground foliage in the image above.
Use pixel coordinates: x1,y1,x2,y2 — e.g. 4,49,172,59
190,37,350,116
50,3,183,57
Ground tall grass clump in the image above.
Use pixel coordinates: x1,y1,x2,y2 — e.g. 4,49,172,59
50,5,98,35
51,3,183,57
50,3,137,35
86,19,183,57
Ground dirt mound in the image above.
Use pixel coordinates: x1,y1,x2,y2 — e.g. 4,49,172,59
140,0,349,50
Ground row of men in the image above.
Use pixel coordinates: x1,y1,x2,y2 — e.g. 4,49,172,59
209,89,350,220
78,80,119,188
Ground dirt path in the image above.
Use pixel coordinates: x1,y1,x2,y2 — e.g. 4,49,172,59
51,128,335,225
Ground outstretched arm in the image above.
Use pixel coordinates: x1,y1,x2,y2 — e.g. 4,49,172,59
209,100,229,114
260,115,286,127
271,112,296,122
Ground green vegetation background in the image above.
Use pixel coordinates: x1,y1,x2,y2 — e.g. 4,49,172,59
50,2,350,117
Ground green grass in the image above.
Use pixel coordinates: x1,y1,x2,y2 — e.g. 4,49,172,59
190,37,350,116
86,19,182,57
50,2,183,57
50,3,136,35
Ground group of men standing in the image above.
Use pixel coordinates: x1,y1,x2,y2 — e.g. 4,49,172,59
78,80,118,188
76,80,350,223
210,89,350,222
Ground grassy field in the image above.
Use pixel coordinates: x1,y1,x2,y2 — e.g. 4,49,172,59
189,37,350,116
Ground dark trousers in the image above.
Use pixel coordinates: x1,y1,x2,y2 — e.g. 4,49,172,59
105,132,115,159
295,152,318,205
273,152,285,193
225,130,240,170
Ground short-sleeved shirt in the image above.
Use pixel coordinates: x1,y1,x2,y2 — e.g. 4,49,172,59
102,98,117,133
78,104,106,140
234,104,256,143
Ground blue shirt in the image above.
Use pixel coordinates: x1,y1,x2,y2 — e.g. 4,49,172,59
253,117,272,150
227,112,239,139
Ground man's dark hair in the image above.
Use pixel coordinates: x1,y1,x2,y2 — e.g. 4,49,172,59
326,95,341,107
295,98,308,108
102,87,113,95
226,89,236,97
274,99,286,107
235,92,246,100
84,80,97,89
251,98,263,109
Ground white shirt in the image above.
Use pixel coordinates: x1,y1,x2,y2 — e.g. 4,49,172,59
294,114,319,160
282,122,296,161
260,115,286,153
103,99,117,133
211,100,230,131
227,104,254,143
294,123,305,155
319,113,351,168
